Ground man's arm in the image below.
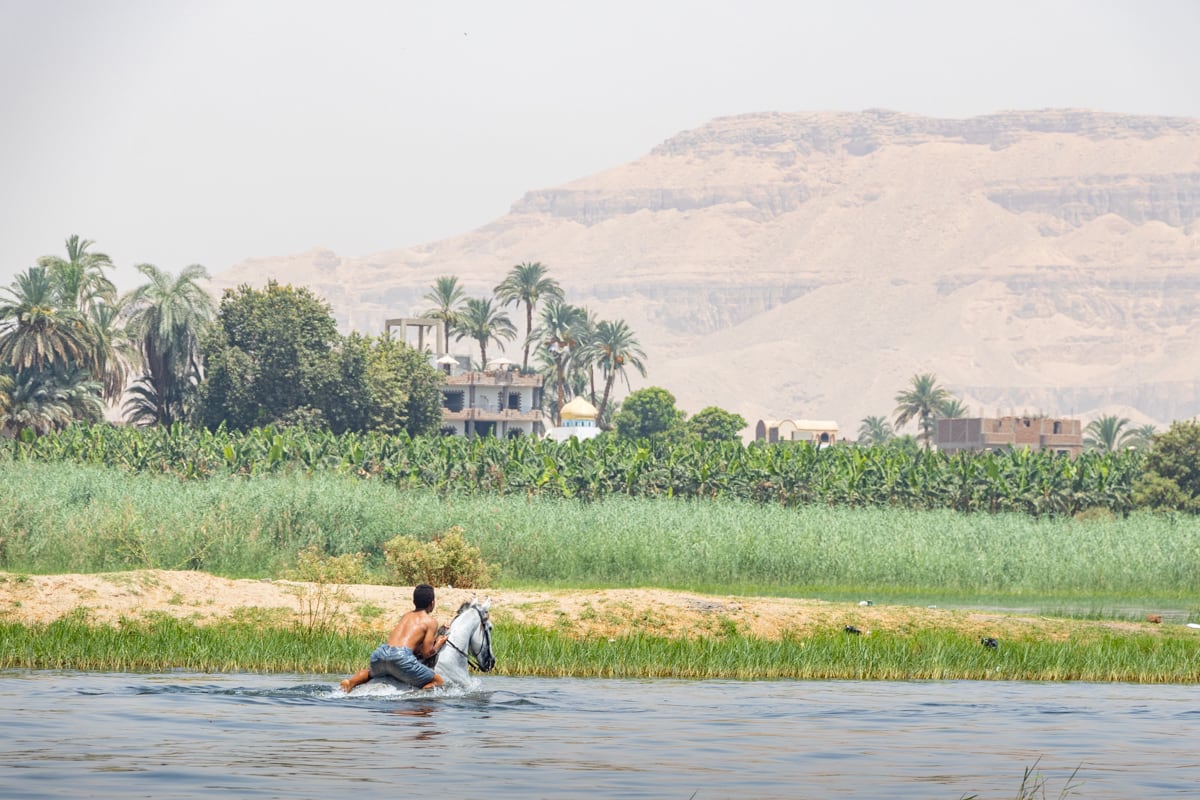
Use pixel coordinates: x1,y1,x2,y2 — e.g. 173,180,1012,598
419,618,448,659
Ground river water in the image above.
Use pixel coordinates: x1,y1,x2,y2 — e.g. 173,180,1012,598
1,671,1197,799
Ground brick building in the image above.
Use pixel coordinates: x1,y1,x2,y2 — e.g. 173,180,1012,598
935,416,1083,457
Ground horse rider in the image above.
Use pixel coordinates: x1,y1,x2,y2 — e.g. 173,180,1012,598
340,583,449,692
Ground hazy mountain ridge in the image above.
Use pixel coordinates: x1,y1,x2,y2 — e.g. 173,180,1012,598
213,109,1200,432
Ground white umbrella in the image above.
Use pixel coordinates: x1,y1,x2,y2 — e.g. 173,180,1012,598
436,355,458,365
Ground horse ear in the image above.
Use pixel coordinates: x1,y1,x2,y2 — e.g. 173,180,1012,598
482,598,491,611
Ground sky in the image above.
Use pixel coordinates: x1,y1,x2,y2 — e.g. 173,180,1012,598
3,0,1199,291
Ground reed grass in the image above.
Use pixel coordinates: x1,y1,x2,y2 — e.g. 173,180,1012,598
3,617,1197,683
3,462,1195,613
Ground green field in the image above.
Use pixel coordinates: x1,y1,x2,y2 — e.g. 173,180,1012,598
2,461,1196,613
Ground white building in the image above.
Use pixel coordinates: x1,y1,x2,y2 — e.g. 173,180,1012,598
545,396,602,442
439,363,546,438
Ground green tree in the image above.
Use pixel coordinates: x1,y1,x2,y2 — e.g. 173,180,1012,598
1129,423,1158,451
0,266,90,372
939,397,970,418
687,406,747,443
592,318,647,424
494,261,563,371
121,263,215,426
0,364,103,436
1083,415,1136,452
359,333,444,436
1132,420,1200,512
857,415,894,446
613,386,685,440
532,299,588,425
196,281,339,430
422,276,466,353
893,373,951,449
38,235,118,316
453,296,516,369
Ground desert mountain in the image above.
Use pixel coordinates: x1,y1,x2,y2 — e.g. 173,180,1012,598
213,109,1200,434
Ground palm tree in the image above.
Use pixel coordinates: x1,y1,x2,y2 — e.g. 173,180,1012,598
1083,415,1137,452
592,319,647,424
1129,423,1158,451
422,276,466,353
939,397,970,419
39,235,118,315
84,300,137,402
494,262,563,371
893,373,952,449
452,296,516,371
0,364,102,436
0,266,90,372
121,262,215,425
532,299,588,425
857,415,894,446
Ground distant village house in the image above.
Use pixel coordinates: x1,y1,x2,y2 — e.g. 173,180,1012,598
755,418,840,445
935,416,1082,457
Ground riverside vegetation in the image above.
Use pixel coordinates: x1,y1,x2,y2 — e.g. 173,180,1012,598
2,428,1198,682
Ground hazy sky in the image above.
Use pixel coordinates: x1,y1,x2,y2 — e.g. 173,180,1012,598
3,0,1199,291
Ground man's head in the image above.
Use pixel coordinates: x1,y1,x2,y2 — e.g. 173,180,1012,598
413,583,435,611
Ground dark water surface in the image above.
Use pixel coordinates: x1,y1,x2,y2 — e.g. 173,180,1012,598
1,671,1197,799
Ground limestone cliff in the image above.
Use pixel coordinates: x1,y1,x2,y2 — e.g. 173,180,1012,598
213,110,1200,432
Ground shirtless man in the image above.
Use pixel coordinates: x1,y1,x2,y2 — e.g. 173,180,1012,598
340,583,448,692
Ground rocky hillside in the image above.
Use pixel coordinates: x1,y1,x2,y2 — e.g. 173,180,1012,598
213,109,1200,433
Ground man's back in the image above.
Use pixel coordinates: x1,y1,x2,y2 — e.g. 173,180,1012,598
385,609,436,656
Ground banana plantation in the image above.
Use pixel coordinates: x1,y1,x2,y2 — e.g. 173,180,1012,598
2,422,1147,516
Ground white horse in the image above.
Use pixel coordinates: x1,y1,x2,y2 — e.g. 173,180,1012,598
430,598,496,686
350,598,494,693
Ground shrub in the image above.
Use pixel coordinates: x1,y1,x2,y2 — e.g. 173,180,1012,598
284,546,367,631
383,526,496,588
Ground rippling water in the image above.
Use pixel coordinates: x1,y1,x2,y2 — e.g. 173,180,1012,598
2,671,1197,799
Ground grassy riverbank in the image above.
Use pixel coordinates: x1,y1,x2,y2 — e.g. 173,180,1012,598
3,613,1198,683
3,463,1198,613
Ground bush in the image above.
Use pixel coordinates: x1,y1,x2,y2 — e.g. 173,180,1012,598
383,526,496,588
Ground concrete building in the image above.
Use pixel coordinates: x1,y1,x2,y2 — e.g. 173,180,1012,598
935,416,1083,457
755,418,840,445
439,363,546,438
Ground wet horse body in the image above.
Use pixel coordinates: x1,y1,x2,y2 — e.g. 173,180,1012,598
371,598,495,690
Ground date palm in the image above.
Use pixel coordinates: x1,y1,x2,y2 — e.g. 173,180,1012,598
452,296,516,370
494,261,563,370
939,397,970,419
893,373,951,449
593,319,647,424
0,364,102,436
857,415,894,446
422,276,466,353
0,266,89,371
1129,424,1158,451
39,234,118,314
122,263,215,425
1083,415,1136,452
532,299,587,425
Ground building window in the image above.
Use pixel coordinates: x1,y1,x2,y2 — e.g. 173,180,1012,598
1053,421,1062,434
507,392,521,411
443,390,464,412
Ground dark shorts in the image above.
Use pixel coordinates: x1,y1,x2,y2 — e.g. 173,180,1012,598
368,644,436,687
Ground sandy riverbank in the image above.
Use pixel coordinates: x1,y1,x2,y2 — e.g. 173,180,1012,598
0,570,1164,643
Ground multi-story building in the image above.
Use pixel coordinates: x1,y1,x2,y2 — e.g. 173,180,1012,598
439,365,546,438
384,316,547,438
935,416,1083,457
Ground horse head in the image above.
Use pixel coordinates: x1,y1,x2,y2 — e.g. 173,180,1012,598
452,598,495,673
